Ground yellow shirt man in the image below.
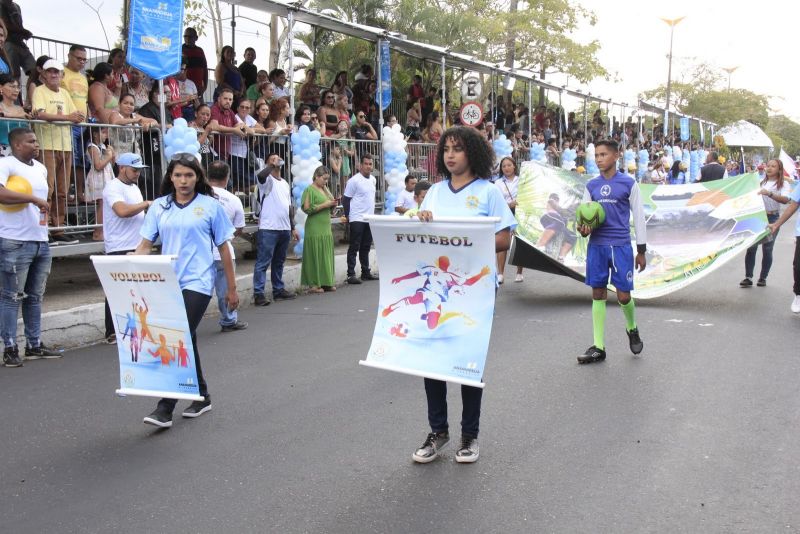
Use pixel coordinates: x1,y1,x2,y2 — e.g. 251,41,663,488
32,84,77,152
61,66,88,116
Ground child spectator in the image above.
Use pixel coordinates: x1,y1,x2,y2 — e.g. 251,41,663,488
85,127,114,240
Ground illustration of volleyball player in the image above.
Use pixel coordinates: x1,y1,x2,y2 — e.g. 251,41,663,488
120,312,140,362
148,334,175,366
134,298,155,345
176,340,190,368
382,255,490,330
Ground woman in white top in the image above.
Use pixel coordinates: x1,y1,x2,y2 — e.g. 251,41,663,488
494,156,523,283
229,99,256,191
648,159,667,185
740,158,791,287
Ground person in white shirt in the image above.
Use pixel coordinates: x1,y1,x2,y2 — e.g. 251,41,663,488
493,156,523,283
101,152,152,343
394,175,417,215
0,128,62,367
252,153,299,305
269,68,289,99
342,153,378,284
207,161,247,331
229,99,257,191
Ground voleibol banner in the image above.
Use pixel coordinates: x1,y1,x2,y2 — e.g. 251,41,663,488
359,216,500,388
91,255,203,400
512,162,768,299
126,0,184,80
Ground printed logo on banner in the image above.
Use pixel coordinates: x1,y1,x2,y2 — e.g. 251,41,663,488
123,370,136,387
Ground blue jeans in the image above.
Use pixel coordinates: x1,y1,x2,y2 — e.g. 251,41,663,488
253,229,290,296
0,238,52,348
745,212,779,280
214,259,238,326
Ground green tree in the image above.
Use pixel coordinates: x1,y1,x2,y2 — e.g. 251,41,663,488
767,115,800,156
683,89,769,129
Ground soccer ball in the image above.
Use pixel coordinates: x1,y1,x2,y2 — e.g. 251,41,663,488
576,201,606,229
390,322,410,338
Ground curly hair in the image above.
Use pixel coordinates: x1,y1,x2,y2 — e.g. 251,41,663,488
435,126,495,180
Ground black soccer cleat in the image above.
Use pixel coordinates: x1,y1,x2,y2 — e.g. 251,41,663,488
626,328,644,355
577,345,606,364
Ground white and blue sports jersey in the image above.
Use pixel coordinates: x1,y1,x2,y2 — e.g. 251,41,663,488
790,184,800,237
583,171,646,247
141,193,235,295
420,178,517,234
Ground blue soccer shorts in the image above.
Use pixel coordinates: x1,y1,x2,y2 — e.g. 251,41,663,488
585,243,634,292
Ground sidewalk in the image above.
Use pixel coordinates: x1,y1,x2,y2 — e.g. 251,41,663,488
12,237,376,350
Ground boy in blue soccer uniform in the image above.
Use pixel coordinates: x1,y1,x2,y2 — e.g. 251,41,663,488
577,139,647,364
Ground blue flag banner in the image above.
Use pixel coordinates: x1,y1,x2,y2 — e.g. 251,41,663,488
379,40,392,111
680,117,690,142
91,255,203,401
126,0,184,80
360,216,500,388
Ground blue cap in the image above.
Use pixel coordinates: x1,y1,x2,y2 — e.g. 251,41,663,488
117,153,148,168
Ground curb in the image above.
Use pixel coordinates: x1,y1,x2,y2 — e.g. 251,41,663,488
12,251,378,350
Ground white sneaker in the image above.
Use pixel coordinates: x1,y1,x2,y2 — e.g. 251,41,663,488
497,274,504,284
514,273,523,283
791,295,800,313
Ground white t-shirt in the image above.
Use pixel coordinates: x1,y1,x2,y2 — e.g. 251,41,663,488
231,114,257,158
212,186,245,260
0,156,49,242
273,85,289,99
178,78,197,100
102,177,146,253
396,188,416,213
760,180,792,213
494,175,519,204
344,173,376,222
256,175,292,230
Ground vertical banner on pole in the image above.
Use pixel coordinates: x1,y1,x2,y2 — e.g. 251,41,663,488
379,39,392,111
359,216,500,388
126,0,184,80
91,255,203,401
680,117,690,142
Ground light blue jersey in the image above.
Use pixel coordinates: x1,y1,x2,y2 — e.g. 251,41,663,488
141,193,234,295
420,178,517,234
790,184,800,237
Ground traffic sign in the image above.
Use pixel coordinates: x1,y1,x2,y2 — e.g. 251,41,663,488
460,75,482,101
459,102,484,127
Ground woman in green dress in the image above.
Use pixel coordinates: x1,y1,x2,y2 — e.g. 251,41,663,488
301,166,338,293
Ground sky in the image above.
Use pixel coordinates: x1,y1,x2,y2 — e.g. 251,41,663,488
22,0,800,123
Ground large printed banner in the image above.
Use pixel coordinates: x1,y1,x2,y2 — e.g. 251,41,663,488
91,255,203,401
127,0,184,80
512,162,768,299
360,216,500,388
378,40,392,111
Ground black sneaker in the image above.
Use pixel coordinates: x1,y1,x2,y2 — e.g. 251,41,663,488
105,334,117,345
361,272,379,281
626,328,644,354
577,345,606,364
254,294,271,306
143,409,172,428
273,289,296,300
757,279,767,287
51,234,79,245
182,398,212,418
3,346,23,367
739,278,753,287
221,321,248,332
455,436,480,463
347,276,362,285
25,344,63,359
412,431,450,463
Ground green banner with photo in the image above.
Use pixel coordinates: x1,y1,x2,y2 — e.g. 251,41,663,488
511,162,768,299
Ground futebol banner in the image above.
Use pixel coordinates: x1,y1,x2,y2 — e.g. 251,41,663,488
360,216,500,388
511,162,768,299
126,0,184,80
91,255,203,401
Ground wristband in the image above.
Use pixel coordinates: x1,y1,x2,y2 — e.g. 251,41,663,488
636,244,647,254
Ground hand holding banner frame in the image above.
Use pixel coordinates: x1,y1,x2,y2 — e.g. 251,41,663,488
92,255,203,401
360,216,500,388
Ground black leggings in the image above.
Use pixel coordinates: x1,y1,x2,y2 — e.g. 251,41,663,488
157,289,211,413
794,238,800,296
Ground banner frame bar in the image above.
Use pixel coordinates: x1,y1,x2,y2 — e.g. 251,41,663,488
364,215,500,224
359,360,485,389
116,388,204,401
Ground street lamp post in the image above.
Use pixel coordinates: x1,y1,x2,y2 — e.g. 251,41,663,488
661,16,685,138
722,66,739,92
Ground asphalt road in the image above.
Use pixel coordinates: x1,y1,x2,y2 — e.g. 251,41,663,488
2,233,799,533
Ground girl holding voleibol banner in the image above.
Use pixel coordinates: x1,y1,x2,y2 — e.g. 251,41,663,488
413,127,516,464
134,154,237,428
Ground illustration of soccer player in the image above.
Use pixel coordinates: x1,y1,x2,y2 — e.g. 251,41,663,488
536,193,578,261
148,334,175,366
134,298,155,345
382,255,489,330
176,340,190,368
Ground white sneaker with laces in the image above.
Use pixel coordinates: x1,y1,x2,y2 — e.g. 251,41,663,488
791,295,800,313
514,273,523,283
497,274,504,284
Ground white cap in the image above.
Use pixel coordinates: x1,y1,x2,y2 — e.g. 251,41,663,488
42,59,64,71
